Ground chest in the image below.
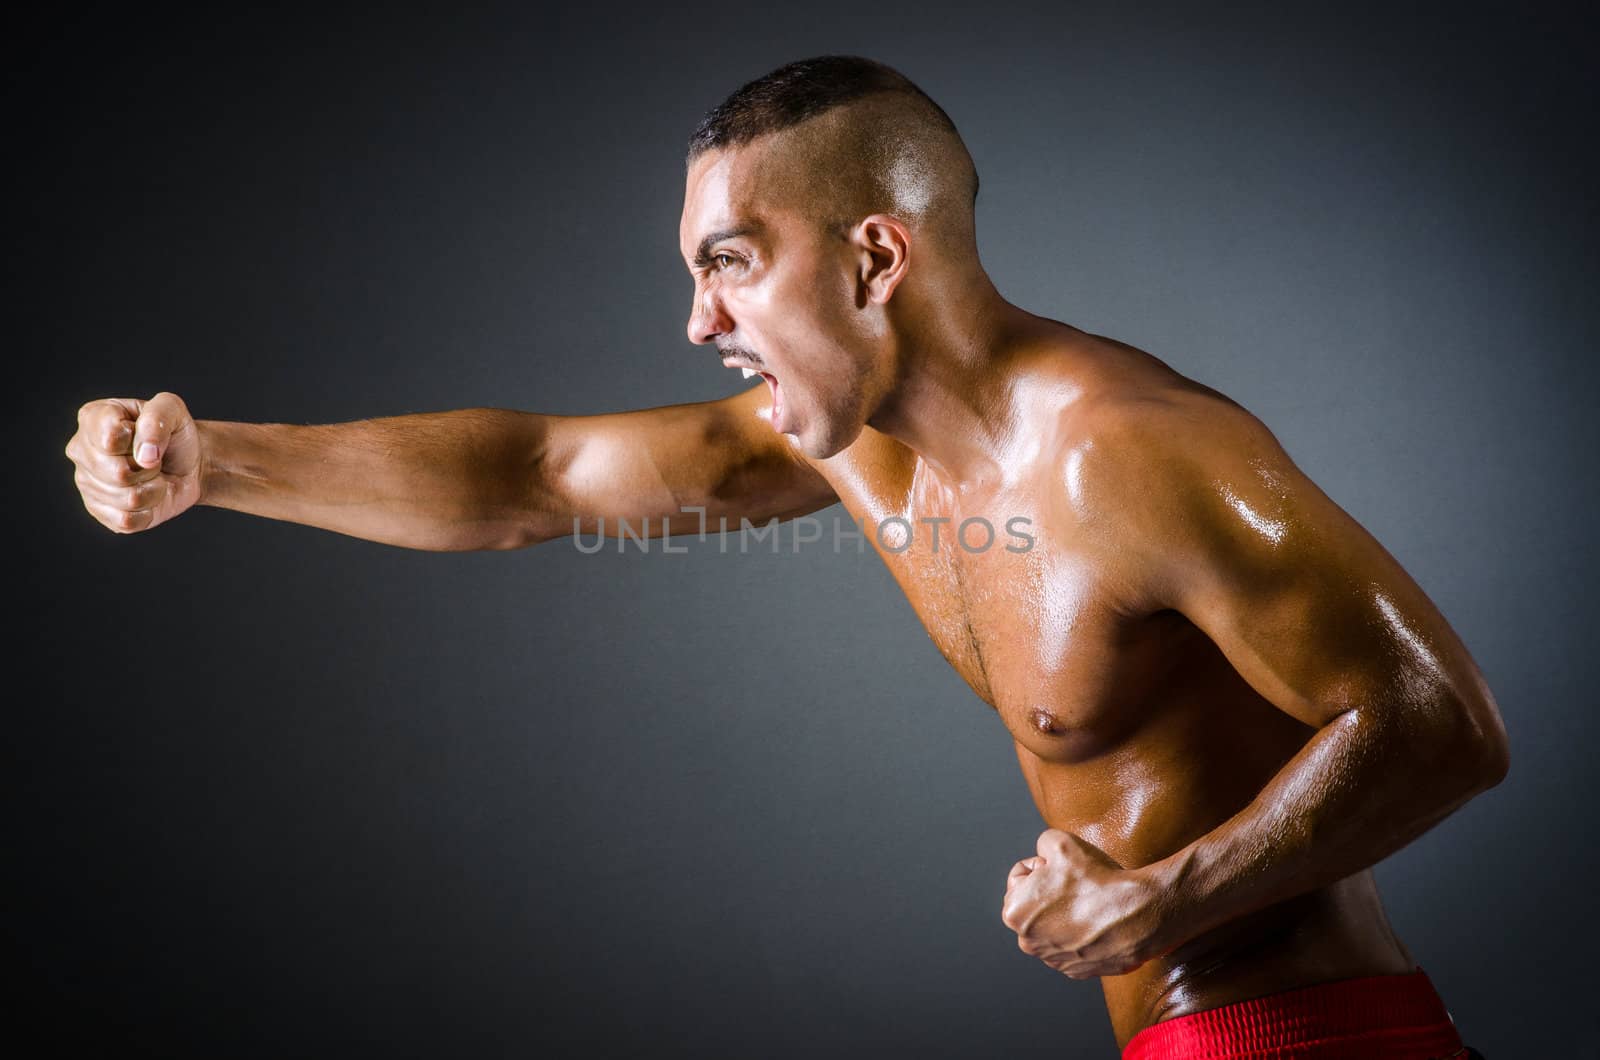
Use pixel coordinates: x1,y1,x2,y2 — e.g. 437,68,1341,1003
821,444,1191,762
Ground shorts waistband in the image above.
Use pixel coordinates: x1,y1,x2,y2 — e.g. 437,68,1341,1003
1121,967,1465,1059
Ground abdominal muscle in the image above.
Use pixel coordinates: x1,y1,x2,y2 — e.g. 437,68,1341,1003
1100,870,1416,1046
1012,659,1417,1047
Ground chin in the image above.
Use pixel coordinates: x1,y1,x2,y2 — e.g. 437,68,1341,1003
802,416,867,460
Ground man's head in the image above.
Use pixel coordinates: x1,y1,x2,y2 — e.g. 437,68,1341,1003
680,56,983,458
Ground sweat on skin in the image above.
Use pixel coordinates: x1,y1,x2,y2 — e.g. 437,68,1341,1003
65,58,1507,1052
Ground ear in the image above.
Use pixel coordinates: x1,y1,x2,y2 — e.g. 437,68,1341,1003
851,214,912,305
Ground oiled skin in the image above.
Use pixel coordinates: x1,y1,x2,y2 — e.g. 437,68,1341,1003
66,313,1504,1050
63,72,1509,1048
799,322,1442,1043
65,264,1497,1056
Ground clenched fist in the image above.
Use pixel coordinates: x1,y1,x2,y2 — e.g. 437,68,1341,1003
65,392,203,533
1001,829,1169,980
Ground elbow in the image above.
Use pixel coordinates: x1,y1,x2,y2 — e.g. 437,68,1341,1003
465,502,570,551
482,520,564,551
1464,689,1510,793
1472,718,1510,792
1432,689,1510,796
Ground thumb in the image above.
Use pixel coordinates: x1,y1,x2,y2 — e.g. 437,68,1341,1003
132,391,189,469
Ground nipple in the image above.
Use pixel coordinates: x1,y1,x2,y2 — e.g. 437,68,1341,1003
1030,707,1065,736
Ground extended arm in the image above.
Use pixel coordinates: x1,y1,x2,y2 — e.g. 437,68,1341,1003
68,386,836,550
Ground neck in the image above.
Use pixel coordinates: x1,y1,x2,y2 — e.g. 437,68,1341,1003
866,271,1037,484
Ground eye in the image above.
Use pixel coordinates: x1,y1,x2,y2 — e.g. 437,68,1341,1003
713,253,737,269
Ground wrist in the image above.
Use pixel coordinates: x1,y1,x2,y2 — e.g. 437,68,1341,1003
195,420,220,506
194,419,246,508
1134,851,1204,959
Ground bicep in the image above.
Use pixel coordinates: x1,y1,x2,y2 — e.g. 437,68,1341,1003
541,385,837,539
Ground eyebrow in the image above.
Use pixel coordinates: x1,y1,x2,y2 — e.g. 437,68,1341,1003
690,224,758,269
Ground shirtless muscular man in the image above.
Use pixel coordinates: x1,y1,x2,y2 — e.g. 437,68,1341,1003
64,56,1506,1058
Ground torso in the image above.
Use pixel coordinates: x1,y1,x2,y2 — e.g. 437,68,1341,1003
802,325,1415,1045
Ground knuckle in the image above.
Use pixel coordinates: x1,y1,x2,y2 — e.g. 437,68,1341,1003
82,499,114,528
150,393,184,423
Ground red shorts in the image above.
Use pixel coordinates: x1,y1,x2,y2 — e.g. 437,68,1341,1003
1121,967,1470,1059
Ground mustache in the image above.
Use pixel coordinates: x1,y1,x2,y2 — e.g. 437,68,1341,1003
716,340,764,368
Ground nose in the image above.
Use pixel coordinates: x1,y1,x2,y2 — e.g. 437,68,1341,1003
686,283,734,346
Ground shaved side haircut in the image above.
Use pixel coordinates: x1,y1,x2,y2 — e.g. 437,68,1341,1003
687,56,982,251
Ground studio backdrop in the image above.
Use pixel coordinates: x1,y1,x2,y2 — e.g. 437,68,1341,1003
16,3,1596,1057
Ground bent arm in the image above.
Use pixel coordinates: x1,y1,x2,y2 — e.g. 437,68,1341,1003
1084,397,1509,957
199,385,836,551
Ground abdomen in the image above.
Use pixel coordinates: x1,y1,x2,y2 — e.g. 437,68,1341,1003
1012,638,1416,1046
1014,635,1312,870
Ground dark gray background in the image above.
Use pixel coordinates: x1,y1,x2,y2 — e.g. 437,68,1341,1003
15,2,1596,1056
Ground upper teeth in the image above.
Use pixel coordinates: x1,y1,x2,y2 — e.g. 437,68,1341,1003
741,368,757,379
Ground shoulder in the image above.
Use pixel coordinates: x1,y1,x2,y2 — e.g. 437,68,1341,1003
1017,328,1293,516
1050,369,1338,604
1056,367,1289,520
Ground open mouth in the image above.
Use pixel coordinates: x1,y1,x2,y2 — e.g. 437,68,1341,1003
725,359,786,433
759,371,783,430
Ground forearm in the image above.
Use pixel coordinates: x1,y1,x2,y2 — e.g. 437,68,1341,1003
1140,702,1507,955
197,409,569,551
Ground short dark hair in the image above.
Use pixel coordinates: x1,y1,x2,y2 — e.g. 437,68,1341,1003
687,55,978,203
